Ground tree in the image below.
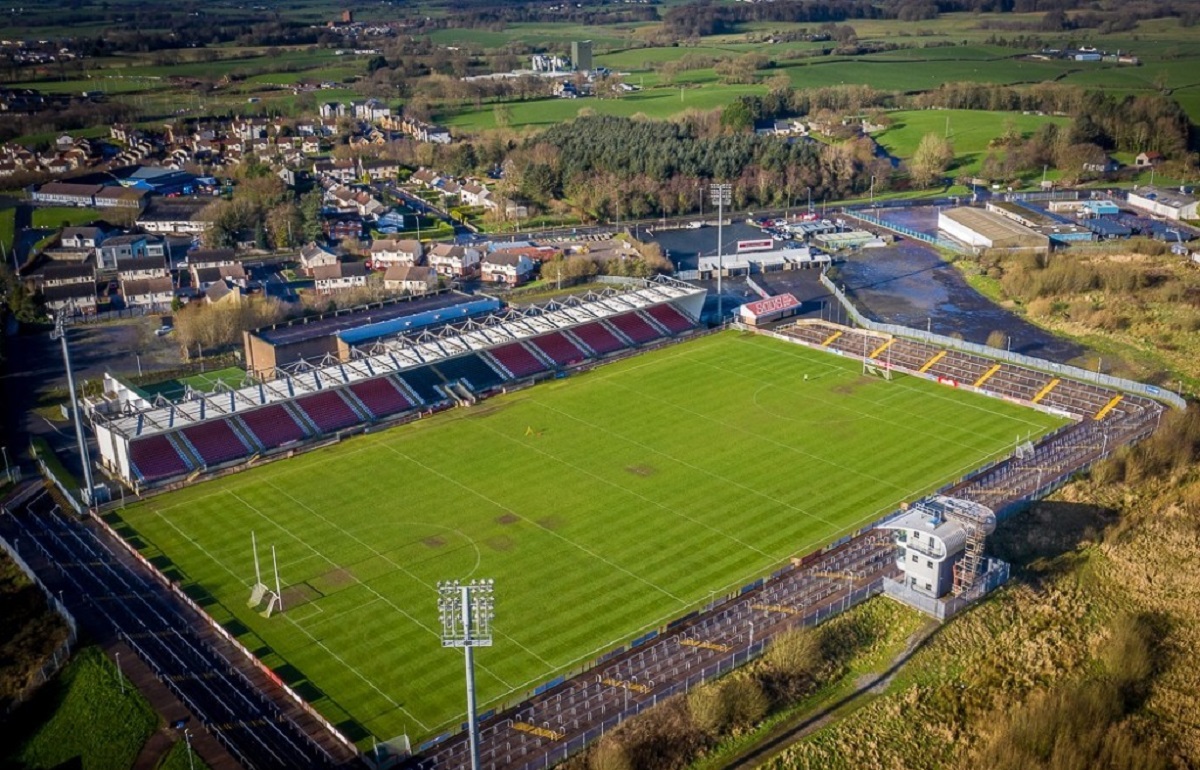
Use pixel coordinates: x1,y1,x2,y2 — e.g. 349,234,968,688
299,189,325,243
910,132,954,188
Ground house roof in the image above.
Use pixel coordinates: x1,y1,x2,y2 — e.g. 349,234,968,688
483,251,532,269
371,238,422,255
121,276,174,296
41,263,95,281
43,282,97,301
384,264,436,282
117,256,167,274
61,226,104,241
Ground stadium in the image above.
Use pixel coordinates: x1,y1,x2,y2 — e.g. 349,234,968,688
83,277,1177,769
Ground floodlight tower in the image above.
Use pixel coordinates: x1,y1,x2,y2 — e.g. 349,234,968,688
51,313,94,505
439,579,495,770
710,183,732,323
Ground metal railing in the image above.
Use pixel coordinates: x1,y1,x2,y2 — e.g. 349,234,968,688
818,273,1187,410
849,211,968,254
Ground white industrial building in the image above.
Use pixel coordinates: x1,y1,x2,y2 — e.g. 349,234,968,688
1126,186,1198,221
938,207,1049,252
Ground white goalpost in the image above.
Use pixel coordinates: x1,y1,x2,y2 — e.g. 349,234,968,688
247,531,284,617
861,335,894,380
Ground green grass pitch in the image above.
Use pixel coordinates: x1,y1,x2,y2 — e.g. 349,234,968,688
109,331,1065,746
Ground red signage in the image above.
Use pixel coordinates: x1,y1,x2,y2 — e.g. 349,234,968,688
742,293,800,317
737,238,774,253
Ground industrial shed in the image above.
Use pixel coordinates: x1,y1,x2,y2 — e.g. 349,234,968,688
937,207,1050,253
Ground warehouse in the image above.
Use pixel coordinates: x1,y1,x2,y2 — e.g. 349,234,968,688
1126,187,1198,221
938,207,1050,253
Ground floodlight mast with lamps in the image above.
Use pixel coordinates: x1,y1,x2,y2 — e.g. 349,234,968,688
438,579,495,770
711,183,732,323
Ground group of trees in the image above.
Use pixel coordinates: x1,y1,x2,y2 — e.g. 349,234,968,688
510,114,892,220
199,169,307,251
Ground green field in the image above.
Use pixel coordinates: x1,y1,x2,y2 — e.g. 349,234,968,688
111,332,1065,746
31,206,104,230
140,366,256,401
876,109,1071,176
4,647,157,770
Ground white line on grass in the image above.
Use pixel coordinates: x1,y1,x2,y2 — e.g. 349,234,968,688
494,401,791,557
262,480,553,670
150,499,432,732
378,443,688,606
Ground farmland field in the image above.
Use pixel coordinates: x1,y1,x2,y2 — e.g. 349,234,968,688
110,331,1065,747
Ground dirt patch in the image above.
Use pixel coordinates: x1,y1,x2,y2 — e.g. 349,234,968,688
625,464,657,477
831,377,874,395
422,536,447,548
486,535,515,552
536,516,563,531
280,582,322,610
316,568,354,589
495,513,520,525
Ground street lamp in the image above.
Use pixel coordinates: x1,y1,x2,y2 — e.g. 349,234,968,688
710,183,732,323
439,579,495,770
184,729,195,770
50,314,94,506
1,445,9,484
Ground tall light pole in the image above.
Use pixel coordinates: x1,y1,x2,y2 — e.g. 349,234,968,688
439,579,495,770
710,183,731,323
51,314,94,506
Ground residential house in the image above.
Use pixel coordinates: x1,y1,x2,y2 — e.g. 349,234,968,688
481,250,536,286
352,99,391,121
205,279,243,305
426,243,480,278
190,263,246,293
324,214,363,240
120,277,174,310
38,263,95,293
1135,151,1164,167
460,182,491,208
61,226,108,251
359,158,400,181
313,261,368,294
374,210,408,234
186,248,237,268
117,255,169,281
43,282,97,316
383,264,438,294
369,238,423,269
298,242,340,273
99,234,166,270
319,102,347,120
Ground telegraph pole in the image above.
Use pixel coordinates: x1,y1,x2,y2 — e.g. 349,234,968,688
711,183,731,323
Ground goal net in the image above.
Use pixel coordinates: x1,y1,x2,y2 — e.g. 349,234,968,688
863,363,893,380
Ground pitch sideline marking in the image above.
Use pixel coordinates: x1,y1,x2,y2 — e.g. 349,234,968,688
149,502,432,731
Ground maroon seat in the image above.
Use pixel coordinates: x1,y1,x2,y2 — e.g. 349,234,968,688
180,419,250,466
572,322,625,355
490,342,548,378
294,391,361,433
608,312,661,344
129,434,191,483
348,378,413,419
645,304,695,334
240,404,308,449
530,332,588,366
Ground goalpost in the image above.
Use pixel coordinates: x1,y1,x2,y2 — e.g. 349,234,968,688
860,334,894,380
247,531,284,617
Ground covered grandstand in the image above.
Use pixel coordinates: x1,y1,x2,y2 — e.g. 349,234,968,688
94,278,705,490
